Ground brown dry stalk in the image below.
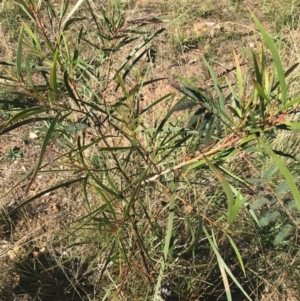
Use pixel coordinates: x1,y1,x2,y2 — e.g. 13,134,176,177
142,134,242,185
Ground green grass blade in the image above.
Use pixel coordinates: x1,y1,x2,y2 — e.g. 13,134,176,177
76,138,123,200
153,183,175,300
227,234,246,276
279,95,300,111
93,184,117,221
252,50,263,85
181,217,203,255
203,226,252,301
211,230,232,301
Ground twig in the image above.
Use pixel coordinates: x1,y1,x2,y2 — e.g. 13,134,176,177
142,134,241,185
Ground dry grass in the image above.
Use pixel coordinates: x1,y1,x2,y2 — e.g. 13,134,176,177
1,0,300,300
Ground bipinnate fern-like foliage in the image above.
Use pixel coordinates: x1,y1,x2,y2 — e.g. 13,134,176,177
248,164,300,246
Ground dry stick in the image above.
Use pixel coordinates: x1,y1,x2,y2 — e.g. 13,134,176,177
131,217,154,283
142,134,242,185
154,180,221,229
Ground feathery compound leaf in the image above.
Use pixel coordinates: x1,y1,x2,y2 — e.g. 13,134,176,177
259,211,281,227
275,180,289,195
262,164,278,179
65,122,87,133
250,197,269,210
273,224,293,246
286,200,297,210
260,138,300,212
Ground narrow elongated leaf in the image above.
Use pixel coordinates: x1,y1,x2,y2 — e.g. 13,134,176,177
61,0,85,29
277,121,300,131
77,138,123,199
22,21,41,51
279,95,300,111
171,101,199,112
227,234,246,275
63,71,80,105
232,48,243,97
2,107,50,130
272,62,299,94
205,159,234,226
181,217,203,254
1,117,53,135
252,50,263,85
123,168,149,219
211,231,232,301
93,185,117,221
203,57,225,112
0,177,84,221
14,0,35,21
16,26,24,80
118,13,185,74
26,112,62,193
252,15,287,104
63,17,86,31
50,47,59,99
140,93,174,115
253,79,270,103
